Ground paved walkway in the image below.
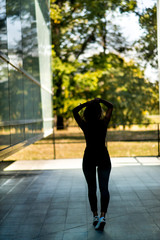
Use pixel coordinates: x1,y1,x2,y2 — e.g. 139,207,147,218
0,157,160,240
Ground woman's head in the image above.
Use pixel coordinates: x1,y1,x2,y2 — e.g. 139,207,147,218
84,101,102,122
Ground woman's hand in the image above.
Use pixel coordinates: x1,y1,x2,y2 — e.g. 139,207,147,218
87,99,96,105
94,98,101,103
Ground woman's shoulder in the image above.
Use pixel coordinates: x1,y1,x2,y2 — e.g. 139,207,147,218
99,118,108,128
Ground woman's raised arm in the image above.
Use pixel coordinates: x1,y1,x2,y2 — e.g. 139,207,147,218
95,98,113,124
73,100,92,128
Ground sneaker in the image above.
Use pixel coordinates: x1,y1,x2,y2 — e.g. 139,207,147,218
95,217,106,231
93,216,99,226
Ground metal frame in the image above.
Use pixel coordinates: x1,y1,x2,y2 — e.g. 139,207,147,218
0,51,53,95
0,118,54,127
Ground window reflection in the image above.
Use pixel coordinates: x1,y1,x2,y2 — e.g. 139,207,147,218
0,0,7,54
30,0,40,82
0,126,10,150
25,124,33,140
6,1,23,67
0,59,9,122
32,122,43,136
0,0,53,154
9,65,24,121
11,125,25,145
24,77,34,120
21,1,33,75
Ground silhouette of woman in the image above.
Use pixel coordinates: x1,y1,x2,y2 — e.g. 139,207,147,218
73,98,113,231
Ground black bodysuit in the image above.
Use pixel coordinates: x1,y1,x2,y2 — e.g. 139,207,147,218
82,119,111,168
79,118,111,213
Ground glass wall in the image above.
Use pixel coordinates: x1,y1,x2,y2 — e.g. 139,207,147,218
0,0,53,159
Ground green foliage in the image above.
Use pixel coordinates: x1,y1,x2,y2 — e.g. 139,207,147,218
52,52,159,125
50,0,137,60
50,0,62,23
135,4,157,68
50,0,158,128
84,53,158,125
119,0,137,13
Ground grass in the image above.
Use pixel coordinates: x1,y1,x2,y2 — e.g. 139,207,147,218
147,115,160,124
5,125,159,160
108,141,157,157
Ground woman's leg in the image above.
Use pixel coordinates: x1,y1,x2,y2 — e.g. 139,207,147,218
97,166,111,216
83,163,97,214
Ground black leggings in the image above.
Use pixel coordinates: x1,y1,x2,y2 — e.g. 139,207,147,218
83,163,111,214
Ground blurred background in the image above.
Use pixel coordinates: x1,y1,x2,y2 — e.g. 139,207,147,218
1,0,159,161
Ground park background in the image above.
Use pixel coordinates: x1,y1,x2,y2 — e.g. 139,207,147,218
4,0,160,161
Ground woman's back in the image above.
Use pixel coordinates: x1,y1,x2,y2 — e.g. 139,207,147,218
72,98,113,226
73,98,113,165
82,119,107,149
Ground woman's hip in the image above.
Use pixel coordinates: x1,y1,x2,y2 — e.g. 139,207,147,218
83,147,111,166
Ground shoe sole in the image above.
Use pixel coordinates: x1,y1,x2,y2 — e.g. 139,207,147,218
93,221,99,227
95,222,106,231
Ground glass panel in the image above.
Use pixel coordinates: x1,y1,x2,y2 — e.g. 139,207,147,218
9,65,24,121
35,0,52,89
0,0,10,151
0,59,10,150
32,122,43,136
6,0,23,67
6,0,25,145
21,0,33,75
25,124,33,140
30,0,40,81
0,0,53,158
33,84,42,120
38,0,50,23
10,125,24,145
23,76,33,120
35,0,53,135
41,89,52,132
0,0,8,54
23,74,34,140
0,126,10,150
0,58,9,122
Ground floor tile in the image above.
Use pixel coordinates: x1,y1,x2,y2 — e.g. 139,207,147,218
0,158,160,240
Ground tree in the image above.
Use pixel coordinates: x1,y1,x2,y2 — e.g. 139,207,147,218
135,4,157,68
83,53,158,127
50,0,138,129
52,50,159,127
52,52,102,127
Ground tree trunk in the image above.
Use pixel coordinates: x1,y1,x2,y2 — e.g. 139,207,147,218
57,115,64,130
51,2,64,130
102,19,107,54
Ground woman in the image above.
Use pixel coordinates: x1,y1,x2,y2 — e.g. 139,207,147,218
73,98,113,231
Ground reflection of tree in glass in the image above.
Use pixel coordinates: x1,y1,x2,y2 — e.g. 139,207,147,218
0,60,10,122
0,0,44,122
0,0,8,53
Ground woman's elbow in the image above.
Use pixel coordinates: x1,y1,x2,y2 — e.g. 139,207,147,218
110,103,114,109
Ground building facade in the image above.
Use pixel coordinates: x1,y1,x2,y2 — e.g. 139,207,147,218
0,0,53,160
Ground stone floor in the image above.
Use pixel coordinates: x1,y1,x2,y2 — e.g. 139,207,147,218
0,157,160,240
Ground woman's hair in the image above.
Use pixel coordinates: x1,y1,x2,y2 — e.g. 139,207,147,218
83,101,102,122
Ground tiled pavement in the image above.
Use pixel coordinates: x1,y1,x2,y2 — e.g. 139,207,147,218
0,157,160,240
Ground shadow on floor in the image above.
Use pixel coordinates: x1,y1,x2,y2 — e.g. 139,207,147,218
0,161,14,171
